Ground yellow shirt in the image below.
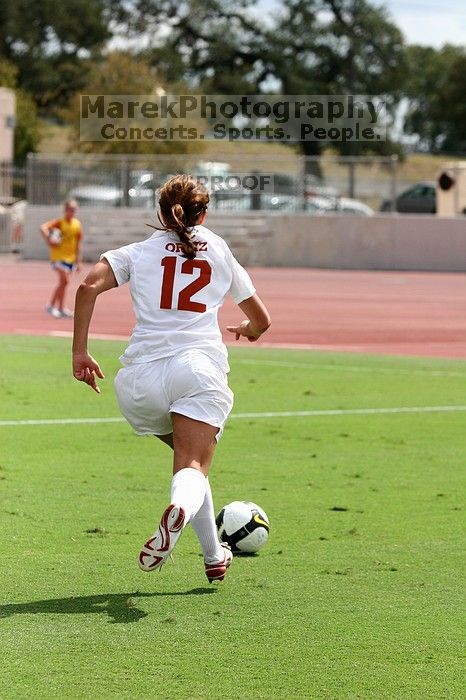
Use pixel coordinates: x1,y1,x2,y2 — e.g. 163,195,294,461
50,217,81,263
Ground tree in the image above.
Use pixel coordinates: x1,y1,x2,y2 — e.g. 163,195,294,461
14,91,41,164
0,0,112,111
117,0,407,167
268,1,406,159
65,51,207,156
119,0,267,91
404,44,466,152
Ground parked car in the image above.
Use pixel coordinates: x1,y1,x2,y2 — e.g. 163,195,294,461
211,192,300,211
212,192,373,215
68,171,167,208
68,165,372,215
329,198,374,216
380,182,436,213
68,162,232,208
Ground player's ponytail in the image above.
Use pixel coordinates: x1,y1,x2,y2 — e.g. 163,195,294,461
150,174,209,260
170,202,197,260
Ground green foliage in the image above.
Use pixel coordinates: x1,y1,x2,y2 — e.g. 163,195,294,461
0,335,465,698
128,0,407,159
65,51,206,155
14,90,41,165
0,0,111,109
2,0,465,156
404,44,466,152
0,57,18,88
276,1,407,157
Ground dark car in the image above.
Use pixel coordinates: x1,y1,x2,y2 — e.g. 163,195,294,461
380,182,436,213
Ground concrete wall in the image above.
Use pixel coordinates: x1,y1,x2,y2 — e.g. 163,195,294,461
22,207,272,266
263,213,466,271
22,205,466,271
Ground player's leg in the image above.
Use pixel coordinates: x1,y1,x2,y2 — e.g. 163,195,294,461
171,412,217,475
49,267,67,307
139,414,231,579
171,414,231,581
55,268,71,313
152,423,228,578
191,475,231,581
138,415,215,572
170,354,234,580
138,351,233,578
49,267,61,306
47,267,64,317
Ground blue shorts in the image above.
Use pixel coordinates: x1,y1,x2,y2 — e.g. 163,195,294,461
51,261,76,272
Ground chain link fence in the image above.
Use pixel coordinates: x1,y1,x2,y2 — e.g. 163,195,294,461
0,162,26,201
24,153,399,215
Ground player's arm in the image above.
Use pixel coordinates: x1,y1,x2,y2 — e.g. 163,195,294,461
227,294,271,342
72,259,117,393
40,218,60,245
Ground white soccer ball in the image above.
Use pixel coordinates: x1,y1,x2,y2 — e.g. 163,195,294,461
48,228,63,246
216,501,270,554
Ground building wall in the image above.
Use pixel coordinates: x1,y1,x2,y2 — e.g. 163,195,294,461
436,163,466,217
0,88,16,163
23,205,466,271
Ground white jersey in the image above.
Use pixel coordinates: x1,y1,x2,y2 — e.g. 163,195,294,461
101,224,256,372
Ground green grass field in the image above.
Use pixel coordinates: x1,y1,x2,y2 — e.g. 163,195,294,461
1,335,464,699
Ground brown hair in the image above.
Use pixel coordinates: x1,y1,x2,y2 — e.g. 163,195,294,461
151,174,209,259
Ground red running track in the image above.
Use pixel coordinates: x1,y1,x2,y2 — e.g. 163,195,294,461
1,257,466,359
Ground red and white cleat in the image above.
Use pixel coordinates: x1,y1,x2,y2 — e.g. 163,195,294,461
205,544,233,583
138,504,185,572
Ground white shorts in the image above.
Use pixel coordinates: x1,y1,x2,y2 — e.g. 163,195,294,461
114,349,234,440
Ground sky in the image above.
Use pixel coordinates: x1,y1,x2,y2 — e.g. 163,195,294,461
258,0,466,48
382,0,466,47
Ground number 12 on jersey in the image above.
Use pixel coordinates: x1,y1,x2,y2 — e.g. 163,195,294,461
160,256,212,313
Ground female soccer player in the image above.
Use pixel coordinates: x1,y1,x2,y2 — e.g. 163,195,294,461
72,175,270,583
40,199,82,318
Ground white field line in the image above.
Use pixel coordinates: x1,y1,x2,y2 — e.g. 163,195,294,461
0,417,125,426
48,330,129,341
45,333,466,355
44,331,380,352
2,405,466,427
41,330,367,350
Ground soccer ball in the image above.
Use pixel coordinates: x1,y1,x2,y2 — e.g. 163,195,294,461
48,228,63,246
216,501,270,554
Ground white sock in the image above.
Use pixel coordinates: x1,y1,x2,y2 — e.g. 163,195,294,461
191,477,224,564
170,468,207,524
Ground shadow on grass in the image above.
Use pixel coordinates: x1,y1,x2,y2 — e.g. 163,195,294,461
0,588,215,624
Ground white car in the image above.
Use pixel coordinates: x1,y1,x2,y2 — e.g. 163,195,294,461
329,198,374,216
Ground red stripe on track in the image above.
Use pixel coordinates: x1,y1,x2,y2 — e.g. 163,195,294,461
2,258,466,358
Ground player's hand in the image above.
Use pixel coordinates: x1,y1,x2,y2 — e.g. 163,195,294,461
226,320,261,342
73,353,105,394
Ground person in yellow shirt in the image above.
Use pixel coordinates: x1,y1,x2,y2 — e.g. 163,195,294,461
40,199,83,318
